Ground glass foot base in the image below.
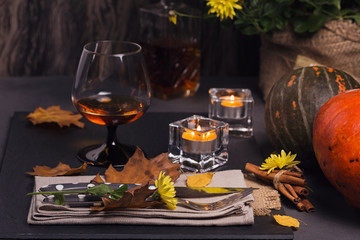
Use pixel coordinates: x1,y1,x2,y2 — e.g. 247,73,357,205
77,143,137,167
169,149,229,173
229,127,253,138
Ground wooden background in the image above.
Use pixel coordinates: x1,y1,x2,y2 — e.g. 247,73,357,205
0,0,260,78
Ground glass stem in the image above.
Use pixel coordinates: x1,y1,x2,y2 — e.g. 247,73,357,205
106,125,119,146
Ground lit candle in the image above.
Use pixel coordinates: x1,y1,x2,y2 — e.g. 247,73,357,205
169,115,229,172
182,125,217,154
220,95,243,107
182,125,217,141
218,95,246,119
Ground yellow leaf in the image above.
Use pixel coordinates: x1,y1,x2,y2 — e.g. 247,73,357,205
273,215,300,228
26,106,84,128
187,172,214,187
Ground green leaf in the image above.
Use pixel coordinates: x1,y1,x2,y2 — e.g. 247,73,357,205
276,0,292,3
110,184,128,200
282,7,292,18
330,0,341,10
292,16,309,33
86,184,113,196
260,17,275,32
341,9,356,16
275,18,288,30
234,18,246,25
345,14,360,25
54,193,66,205
313,7,322,15
292,13,329,34
263,2,278,17
240,25,262,35
308,14,329,32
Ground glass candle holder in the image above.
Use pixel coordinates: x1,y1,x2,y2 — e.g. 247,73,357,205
168,115,229,173
209,88,254,137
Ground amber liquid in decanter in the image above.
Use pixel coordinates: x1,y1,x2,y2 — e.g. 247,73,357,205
142,38,200,100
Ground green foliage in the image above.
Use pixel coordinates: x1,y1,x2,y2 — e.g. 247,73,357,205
227,0,360,35
86,184,114,196
109,184,128,200
27,184,129,205
54,193,66,205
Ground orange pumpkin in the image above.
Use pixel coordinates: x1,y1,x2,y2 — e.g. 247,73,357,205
313,89,360,208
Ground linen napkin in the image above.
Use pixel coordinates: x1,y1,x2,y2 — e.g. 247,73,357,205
27,170,254,226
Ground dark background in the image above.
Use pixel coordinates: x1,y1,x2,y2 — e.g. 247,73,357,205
0,0,260,78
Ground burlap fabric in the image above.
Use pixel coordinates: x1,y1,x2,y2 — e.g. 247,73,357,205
259,19,360,99
244,174,281,216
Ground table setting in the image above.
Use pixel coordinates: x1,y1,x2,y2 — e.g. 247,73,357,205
21,40,273,228
0,39,297,239
1,72,360,240
0,37,360,239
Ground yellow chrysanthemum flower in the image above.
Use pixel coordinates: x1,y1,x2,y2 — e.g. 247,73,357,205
206,0,243,21
259,150,300,174
168,10,177,25
155,171,178,210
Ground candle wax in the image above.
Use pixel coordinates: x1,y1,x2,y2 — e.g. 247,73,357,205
220,95,243,107
182,126,217,141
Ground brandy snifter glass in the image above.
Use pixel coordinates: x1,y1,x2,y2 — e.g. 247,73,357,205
72,41,151,167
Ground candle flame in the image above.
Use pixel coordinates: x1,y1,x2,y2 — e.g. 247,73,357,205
205,132,211,139
230,95,235,101
196,125,202,131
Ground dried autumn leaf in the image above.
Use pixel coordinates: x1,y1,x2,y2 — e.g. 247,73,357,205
26,106,84,128
104,147,181,184
90,173,105,183
91,184,162,211
273,215,300,228
27,162,87,177
187,172,215,187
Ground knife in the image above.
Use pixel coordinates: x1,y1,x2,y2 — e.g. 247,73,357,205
39,182,253,198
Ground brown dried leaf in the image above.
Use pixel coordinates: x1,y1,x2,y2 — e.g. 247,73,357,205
91,184,162,211
26,106,84,128
104,147,181,184
90,173,105,183
27,162,87,177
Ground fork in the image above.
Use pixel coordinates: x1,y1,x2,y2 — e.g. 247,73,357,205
177,187,254,211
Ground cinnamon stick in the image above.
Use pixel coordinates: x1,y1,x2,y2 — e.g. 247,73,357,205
296,202,305,211
292,186,309,197
278,183,300,204
301,198,315,213
284,184,301,202
245,163,307,186
272,169,303,178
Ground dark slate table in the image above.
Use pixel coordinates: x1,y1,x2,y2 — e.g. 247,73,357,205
0,76,359,239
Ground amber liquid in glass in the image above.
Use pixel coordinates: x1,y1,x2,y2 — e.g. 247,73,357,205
75,95,149,126
142,39,200,100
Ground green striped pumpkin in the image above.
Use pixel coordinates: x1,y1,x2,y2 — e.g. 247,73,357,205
264,66,360,167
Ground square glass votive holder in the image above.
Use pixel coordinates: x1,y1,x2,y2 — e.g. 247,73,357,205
168,115,229,173
209,88,254,137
